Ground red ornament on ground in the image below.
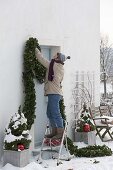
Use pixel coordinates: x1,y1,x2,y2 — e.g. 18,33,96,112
83,124,90,132
18,144,25,151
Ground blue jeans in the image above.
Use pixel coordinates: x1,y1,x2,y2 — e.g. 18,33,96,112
46,94,64,128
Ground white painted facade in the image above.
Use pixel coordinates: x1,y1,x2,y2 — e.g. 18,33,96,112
0,0,100,159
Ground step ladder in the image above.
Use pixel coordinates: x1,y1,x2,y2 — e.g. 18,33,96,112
37,120,72,166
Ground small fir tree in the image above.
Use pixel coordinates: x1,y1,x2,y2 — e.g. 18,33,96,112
76,103,95,132
4,106,31,150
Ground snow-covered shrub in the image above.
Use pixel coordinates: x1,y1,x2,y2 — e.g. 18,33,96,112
76,103,95,132
4,107,31,150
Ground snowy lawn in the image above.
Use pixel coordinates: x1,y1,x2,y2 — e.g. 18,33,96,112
1,136,113,170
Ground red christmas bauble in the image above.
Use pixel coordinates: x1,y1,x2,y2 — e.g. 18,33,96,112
18,144,25,151
83,124,90,132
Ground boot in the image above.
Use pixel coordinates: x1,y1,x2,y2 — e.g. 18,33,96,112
45,127,57,138
52,128,64,139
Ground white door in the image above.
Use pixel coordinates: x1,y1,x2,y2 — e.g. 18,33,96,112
34,46,51,146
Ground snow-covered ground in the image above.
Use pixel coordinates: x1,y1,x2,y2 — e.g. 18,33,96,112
1,136,113,170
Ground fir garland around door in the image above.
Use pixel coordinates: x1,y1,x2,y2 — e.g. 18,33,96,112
22,38,46,130
22,37,112,157
22,37,66,130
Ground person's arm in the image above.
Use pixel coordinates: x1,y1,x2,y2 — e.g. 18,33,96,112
35,48,49,68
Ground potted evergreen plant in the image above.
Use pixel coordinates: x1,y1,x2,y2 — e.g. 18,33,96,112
3,106,31,167
75,103,96,145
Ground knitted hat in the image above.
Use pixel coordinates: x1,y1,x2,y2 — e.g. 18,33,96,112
58,53,66,63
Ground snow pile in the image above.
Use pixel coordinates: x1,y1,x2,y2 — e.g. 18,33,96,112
1,135,113,170
1,156,113,170
1,162,44,170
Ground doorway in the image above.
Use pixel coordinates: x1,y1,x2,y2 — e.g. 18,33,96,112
34,45,60,146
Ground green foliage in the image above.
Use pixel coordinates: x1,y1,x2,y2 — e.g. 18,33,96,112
21,37,112,157
65,138,112,157
4,138,31,151
75,145,112,157
60,98,66,127
59,97,78,155
65,137,78,155
8,119,27,137
60,97,112,157
76,104,95,132
4,107,31,150
22,37,46,130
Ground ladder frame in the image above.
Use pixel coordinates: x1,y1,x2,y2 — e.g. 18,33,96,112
37,120,71,166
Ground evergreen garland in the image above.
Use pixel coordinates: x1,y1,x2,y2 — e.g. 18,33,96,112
59,99,66,127
61,107,112,157
22,37,112,157
75,145,112,157
22,38,46,130
64,137,112,157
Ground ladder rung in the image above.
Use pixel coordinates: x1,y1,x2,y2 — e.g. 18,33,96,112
37,121,71,166
41,149,58,152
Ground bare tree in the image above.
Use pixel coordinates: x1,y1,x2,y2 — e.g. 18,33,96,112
71,76,94,129
100,36,113,98
72,73,93,119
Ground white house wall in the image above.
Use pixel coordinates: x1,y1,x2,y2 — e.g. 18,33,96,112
0,0,100,159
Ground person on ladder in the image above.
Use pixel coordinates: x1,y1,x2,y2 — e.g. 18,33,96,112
35,48,69,140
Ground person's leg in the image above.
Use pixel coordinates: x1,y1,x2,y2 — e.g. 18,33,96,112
46,95,57,138
50,94,64,128
50,94,64,139
46,95,56,127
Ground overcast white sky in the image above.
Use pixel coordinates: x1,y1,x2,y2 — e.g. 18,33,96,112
100,0,113,44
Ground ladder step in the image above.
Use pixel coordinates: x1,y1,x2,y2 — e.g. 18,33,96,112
37,121,71,166
44,138,61,146
41,149,58,152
